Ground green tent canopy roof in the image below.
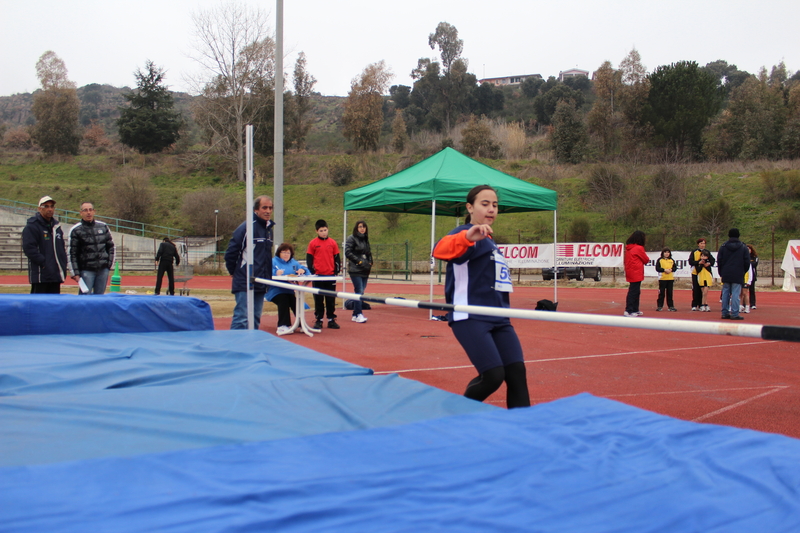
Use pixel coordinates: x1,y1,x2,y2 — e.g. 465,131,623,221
343,147,557,216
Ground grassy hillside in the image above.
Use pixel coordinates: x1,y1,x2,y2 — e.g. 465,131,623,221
1,150,798,266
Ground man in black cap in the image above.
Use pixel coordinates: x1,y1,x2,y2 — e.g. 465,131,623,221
717,228,751,320
22,195,68,294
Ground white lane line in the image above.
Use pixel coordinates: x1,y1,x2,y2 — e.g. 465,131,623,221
692,386,790,422
373,340,777,375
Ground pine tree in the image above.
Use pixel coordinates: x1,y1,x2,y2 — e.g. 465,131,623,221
117,61,183,154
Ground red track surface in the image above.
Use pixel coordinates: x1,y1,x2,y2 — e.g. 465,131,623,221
4,275,800,439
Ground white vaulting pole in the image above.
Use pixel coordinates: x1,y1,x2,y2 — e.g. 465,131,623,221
553,210,558,304
273,0,284,247
246,125,255,329
255,278,800,343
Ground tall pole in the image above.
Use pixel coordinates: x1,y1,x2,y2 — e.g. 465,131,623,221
273,0,284,247
214,209,219,269
246,125,255,329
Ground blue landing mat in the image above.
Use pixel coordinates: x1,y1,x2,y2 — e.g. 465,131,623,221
0,330,494,467
0,293,213,335
2,393,799,532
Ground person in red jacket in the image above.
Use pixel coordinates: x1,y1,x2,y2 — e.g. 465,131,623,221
623,230,649,317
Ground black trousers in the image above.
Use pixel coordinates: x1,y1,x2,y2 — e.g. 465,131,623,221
625,281,641,313
155,262,175,295
31,282,61,294
272,293,297,327
657,280,674,308
691,274,701,308
312,280,337,320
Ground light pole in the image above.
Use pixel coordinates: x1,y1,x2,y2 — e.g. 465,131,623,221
214,209,219,269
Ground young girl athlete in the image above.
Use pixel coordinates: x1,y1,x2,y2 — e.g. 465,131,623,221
432,185,530,409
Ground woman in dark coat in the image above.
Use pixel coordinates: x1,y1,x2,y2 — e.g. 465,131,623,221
154,237,181,295
344,220,373,323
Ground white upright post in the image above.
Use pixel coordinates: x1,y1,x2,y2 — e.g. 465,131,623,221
246,125,255,329
273,0,284,247
553,210,558,303
429,200,436,320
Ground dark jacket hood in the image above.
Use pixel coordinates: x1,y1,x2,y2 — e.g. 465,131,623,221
722,238,744,252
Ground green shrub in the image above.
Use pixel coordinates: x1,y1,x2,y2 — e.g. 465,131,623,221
567,216,591,241
327,156,356,186
777,207,800,231
761,170,800,200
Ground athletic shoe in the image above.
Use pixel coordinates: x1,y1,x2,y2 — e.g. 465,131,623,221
276,326,293,336
691,307,698,311
328,320,340,329
313,319,323,329
352,314,367,323
739,305,745,312
744,305,750,313
751,305,757,310
656,307,663,312
669,307,677,312
705,306,711,312
635,311,644,316
623,311,634,317
730,316,744,320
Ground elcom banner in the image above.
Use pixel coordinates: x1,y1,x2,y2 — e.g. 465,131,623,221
497,243,624,269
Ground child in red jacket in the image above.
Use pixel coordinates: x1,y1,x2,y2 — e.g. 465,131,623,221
624,230,649,317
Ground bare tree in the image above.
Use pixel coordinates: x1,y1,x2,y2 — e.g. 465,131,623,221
189,1,275,181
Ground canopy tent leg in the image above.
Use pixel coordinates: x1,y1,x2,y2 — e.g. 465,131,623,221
429,200,436,320
246,125,255,329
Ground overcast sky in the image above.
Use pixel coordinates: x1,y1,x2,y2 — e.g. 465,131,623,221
2,0,798,98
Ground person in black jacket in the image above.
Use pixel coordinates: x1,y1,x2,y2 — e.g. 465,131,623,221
154,237,181,295
22,195,68,294
344,220,373,323
717,228,750,320
68,202,115,294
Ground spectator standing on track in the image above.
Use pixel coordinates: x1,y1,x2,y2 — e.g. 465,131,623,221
697,249,714,312
154,237,181,296
68,202,115,294
655,247,677,312
306,219,341,330
432,185,530,409
688,238,708,311
266,243,306,336
22,195,68,294
225,195,275,330
745,244,759,311
717,228,750,321
623,230,649,317
344,220,373,324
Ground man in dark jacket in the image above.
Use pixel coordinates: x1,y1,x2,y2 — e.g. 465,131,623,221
225,195,274,330
68,202,115,294
717,228,751,320
22,195,68,294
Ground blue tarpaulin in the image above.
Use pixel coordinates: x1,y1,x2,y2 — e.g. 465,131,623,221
0,294,213,336
2,329,800,532
2,394,800,532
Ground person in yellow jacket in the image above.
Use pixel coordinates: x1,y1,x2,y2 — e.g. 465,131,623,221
655,248,677,312
696,249,715,312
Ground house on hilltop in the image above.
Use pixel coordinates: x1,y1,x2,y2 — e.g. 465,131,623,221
558,68,590,82
478,74,542,87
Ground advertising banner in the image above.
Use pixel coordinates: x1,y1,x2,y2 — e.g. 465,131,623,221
496,243,624,269
644,251,717,279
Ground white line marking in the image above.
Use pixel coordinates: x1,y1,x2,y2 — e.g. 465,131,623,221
373,340,778,375
692,386,790,422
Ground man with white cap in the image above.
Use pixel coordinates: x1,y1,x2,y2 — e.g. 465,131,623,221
21,196,68,294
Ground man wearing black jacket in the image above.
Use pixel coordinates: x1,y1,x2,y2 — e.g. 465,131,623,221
22,196,68,294
68,202,115,294
717,228,751,320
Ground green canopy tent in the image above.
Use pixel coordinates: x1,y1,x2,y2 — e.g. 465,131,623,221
342,148,560,311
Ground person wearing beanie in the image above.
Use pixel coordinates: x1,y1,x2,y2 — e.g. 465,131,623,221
717,228,750,320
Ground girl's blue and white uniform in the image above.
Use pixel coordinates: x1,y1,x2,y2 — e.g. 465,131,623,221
434,224,513,323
